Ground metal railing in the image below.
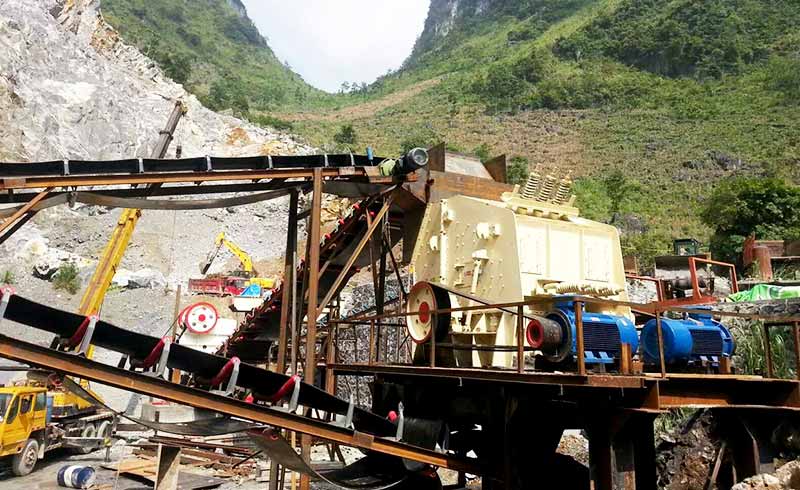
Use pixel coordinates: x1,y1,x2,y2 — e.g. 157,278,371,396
328,294,800,380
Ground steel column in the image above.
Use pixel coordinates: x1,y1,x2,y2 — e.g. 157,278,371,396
277,189,299,373
300,168,323,490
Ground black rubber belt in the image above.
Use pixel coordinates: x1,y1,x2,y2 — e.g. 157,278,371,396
2,293,396,437
0,187,300,218
0,154,385,179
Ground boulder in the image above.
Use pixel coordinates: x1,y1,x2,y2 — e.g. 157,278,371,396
112,268,166,289
731,473,782,490
776,460,800,489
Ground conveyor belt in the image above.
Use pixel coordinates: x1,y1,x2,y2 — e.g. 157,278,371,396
0,187,301,218
0,292,475,472
0,154,383,178
3,292,392,435
222,196,405,361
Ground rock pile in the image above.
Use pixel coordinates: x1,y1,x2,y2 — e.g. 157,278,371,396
0,0,315,411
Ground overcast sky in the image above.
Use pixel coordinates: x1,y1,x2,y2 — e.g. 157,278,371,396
241,1,430,93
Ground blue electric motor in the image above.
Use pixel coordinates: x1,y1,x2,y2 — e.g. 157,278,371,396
641,310,734,365
534,301,639,365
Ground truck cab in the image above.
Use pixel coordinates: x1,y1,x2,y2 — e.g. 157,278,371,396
0,386,48,475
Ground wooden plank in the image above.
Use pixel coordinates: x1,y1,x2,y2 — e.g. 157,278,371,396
155,445,182,490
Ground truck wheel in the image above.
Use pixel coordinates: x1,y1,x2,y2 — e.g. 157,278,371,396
73,423,96,455
96,420,112,441
12,438,39,476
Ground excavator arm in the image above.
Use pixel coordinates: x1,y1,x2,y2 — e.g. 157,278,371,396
200,232,256,276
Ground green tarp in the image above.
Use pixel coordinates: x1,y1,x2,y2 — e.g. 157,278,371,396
728,284,800,302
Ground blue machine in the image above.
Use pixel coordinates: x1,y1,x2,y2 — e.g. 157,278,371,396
641,310,734,365
544,301,639,365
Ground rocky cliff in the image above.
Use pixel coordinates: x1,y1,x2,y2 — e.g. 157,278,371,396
0,0,307,161
0,0,312,403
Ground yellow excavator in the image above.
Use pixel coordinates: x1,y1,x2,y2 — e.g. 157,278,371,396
0,101,186,475
193,232,275,294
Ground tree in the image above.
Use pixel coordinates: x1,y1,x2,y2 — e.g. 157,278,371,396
702,177,800,264
333,124,357,147
603,170,637,216
507,156,530,185
767,55,800,103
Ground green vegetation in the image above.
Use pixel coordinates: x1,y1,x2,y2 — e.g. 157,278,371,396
399,125,442,155
246,113,294,132
507,157,531,186
1,270,14,285
552,0,800,79
701,177,800,265
101,0,328,112
106,0,800,264
333,124,358,148
734,321,795,378
52,263,81,295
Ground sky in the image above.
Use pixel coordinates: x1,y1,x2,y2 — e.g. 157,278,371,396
241,0,430,93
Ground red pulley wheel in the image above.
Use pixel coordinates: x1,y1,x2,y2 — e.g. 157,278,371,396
183,302,219,334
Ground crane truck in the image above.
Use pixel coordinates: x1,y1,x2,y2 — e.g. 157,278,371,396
0,101,187,476
0,371,113,476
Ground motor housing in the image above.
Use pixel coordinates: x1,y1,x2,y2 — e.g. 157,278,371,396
531,301,639,365
641,311,734,365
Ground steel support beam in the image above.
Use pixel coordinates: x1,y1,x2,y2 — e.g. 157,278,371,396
0,333,477,473
300,168,323,490
316,195,395,320
0,168,385,191
0,187,51,235
276,189,299,373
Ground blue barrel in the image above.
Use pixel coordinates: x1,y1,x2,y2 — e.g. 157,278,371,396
57,465,96,489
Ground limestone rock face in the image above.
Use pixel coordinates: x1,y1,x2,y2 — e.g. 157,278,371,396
0,0,311,162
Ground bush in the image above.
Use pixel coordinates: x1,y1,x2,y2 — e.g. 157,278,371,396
573,178,612,221
701,177,800,264
399,125,441,154
1,270,14,285
469,61,528,111
734,321,793,377
603,170,639,216
159,52,193,85
507,156,530,186
206,75,250,114
511,49,552,84
766,55,800,103
333,124,357,147
507,22,539,44
472,143,491,163
527,63,652,110
53,263,81,295
247,113,294,132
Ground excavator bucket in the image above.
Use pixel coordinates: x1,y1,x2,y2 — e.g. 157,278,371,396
200,245,221,275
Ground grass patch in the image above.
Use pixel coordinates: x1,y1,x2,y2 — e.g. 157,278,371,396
1,270,14,285
52,263,81,295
